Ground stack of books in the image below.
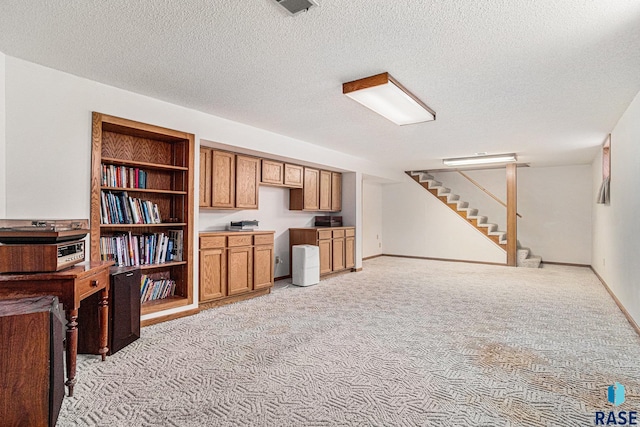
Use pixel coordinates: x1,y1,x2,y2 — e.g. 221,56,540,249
100,191,162,225
140,274,176,303
99,229,183,267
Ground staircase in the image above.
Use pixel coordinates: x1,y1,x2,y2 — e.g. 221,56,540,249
409,171,541,268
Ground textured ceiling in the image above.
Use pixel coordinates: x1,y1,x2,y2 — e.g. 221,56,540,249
1,0,640,171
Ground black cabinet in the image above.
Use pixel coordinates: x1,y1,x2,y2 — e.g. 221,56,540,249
0,295,65,426
78,267,141,355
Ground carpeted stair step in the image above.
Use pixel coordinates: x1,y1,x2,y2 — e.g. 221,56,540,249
519,256,542,268
517,248,530,262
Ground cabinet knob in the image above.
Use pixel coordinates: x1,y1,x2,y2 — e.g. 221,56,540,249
91,280,99,287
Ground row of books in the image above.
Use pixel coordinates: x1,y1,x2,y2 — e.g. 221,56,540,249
99,230,183,267
101,191,162,225
140,275,176,303
102,163,148,189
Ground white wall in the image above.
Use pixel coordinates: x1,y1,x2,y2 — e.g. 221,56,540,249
362,180,383,258
3,56,394,319
342,172,363,269
0,52,5,217
518,165,592,264
592,89,640,326
431,166,592,264
382,174,507,264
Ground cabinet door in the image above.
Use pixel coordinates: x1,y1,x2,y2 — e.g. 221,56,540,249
199,148,212,207
212,151,235,208
332,238,345,271
284,164,303,188
254,245,274,290
318,239,332,274
236,155,260,209
331,172,342,212
303,168,320,210
227,246,253,295
200,248,227,301
319,170,332,211
261,159,284,185
345,236,355,269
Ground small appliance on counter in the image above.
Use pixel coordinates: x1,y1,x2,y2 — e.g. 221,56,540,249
314,216,342,227
0,219,89,273
226,220,259,232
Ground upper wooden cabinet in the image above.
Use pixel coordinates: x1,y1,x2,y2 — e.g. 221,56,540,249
260,160,304,189
290,168,341,212
331,172,342,212
211,150,235,208
319,170,332,211
284,164,304,188
261,159,284,185
200,149,259,210
200,147,341,212
199,148,212,207
236,155,260,209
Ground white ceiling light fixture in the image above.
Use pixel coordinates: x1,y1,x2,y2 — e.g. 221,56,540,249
443,153,517,167
343,72,436,125
273,0,318,16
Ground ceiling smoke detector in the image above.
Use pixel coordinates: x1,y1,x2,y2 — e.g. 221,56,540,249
273,0,318,16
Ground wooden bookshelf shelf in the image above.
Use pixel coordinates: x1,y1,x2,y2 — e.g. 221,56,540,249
102,157,189,171
100,223,187,228
140,295,189,316
91,112,194,320
139,261,187,270
101,186,188,195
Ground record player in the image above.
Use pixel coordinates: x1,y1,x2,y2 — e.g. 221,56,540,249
0,219,89,273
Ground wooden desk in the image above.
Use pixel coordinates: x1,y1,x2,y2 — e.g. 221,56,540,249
0,261,113,396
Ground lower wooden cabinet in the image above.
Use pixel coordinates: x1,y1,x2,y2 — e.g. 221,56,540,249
199,231,274,306
0,296,65,427
289,227,356,277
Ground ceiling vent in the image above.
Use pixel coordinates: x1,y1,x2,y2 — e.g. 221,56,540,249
274,0,318,16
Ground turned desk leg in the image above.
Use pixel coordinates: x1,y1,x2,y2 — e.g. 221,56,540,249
65,308,78,397
98,287,109,361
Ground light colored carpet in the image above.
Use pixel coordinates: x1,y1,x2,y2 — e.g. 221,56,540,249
58,257,640,426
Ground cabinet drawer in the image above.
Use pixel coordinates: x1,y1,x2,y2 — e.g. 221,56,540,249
200,236,226,249
254,234,274,246
77,270,109,300
228,235,253,247
332,230,345,238
345,228,355,237
317,230,332,240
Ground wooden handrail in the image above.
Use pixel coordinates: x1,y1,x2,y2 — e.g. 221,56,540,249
457,171,522,218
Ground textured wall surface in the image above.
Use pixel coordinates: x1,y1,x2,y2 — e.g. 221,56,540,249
592,90,640,326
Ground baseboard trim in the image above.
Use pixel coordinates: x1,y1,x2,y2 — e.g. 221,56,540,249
362,254,383,261
141,307,200,327
275,274,291,281
199,288,271,311
542,261,591,268
590,267,640,338
382,254,506,267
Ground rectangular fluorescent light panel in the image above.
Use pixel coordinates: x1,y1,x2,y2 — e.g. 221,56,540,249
343,73,435,125
443,153,517,166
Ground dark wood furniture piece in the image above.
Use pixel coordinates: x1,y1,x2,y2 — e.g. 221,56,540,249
289,227,355,276
199,231,275,308
0,261,113,396
78,267,141,356
0,296,65,427
90,113,195,324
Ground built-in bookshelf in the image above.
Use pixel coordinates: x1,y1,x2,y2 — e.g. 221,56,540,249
90,113,194,317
